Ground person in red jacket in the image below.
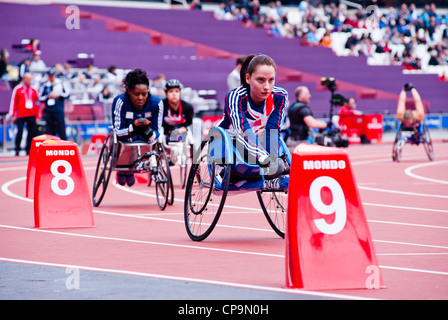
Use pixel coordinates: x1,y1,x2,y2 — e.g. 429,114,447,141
8,72,40,155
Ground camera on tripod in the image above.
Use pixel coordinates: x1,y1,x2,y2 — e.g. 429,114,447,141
316,127,349,148
321,77,337,91
316,77,349,148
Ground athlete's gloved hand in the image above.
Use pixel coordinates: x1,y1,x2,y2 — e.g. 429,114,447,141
129,117,153,138
259,155,285,179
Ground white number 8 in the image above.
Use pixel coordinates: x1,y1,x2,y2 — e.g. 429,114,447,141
309,176,347,235
50,160,75,196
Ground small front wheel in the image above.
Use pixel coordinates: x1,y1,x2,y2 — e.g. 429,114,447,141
257,190,287,238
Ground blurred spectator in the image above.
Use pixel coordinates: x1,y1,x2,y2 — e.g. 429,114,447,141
39,69,70,140
83,63,95,79
63,63,75,80
98,86,112,103
8,72,40,155
54,63,65,78
190,0,202,10
29,51,46,72
320,30,332,48
339,97,362,117
24,39,40,54
150,73,166,99
18,57,31,81
227,55,245,90
0,48,10,80
298,0,309,12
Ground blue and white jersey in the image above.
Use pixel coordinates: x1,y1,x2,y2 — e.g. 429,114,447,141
112,93,163,142
218,85,288,160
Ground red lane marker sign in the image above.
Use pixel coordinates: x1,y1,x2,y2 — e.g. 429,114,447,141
286,143,384,290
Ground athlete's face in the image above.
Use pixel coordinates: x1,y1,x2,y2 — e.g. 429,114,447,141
128,84,149,110
166,88,181,107
246,64,276,104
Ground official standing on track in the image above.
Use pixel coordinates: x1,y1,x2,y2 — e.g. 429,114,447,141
38,68,70,140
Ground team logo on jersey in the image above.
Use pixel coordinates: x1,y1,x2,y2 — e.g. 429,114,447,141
246,94,274,134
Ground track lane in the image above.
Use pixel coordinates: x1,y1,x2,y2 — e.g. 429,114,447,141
1,142,447,299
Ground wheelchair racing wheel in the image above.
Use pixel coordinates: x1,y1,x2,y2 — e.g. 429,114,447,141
184,135,231,241
92,130,116,207
257,189,287,239
154,150,172,210
422,123,434,161
392,131,404,162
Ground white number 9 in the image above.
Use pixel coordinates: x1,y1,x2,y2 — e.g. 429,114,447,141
309,176,347,235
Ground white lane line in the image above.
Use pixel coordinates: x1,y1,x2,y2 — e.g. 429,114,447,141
363,202,448,214
0,257,372,300
404,160,448,185
358,185,448,199
2,223,448,263
0,224,283,258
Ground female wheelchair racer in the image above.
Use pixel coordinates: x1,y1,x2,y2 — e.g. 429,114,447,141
183,54,291,241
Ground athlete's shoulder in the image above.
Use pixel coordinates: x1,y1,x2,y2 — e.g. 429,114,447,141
147,94,161,106
112,93,126,107
272,86,288,97
225,86,248,106
181,100,194,111
226,86,247,98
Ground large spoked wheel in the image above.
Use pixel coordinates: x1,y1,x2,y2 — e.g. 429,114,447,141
422,124,434,161
156,143,174,206
184,137,231,241
257,190,287,238
154,151,171,210
392,131,404,162
92,131,116,207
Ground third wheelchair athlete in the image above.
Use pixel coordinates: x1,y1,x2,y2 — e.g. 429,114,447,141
218,54,289,179
111,68,164,186
161,79,194,165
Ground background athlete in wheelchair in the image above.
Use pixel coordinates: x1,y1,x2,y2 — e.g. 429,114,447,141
92,69,173,210
184,54,291,241
392,83,434,162
160,79,194,189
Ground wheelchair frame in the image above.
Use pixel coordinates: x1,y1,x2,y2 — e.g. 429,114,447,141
159,127,194,189
91,129,174,210
184,127,291,241
392,121,434,162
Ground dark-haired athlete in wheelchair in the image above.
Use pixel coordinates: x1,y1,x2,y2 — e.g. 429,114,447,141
111,68,164,186
218,54,289,179
393,83,434,161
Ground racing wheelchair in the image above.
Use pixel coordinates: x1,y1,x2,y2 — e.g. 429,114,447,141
159,127,194,189
184,127,291,241
92,129,174,210
392,121,434,162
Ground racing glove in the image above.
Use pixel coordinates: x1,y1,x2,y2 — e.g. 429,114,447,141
129,117,153,139
259,155,285,179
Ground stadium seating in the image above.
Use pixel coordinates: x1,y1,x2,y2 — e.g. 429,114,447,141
1,2,446,119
